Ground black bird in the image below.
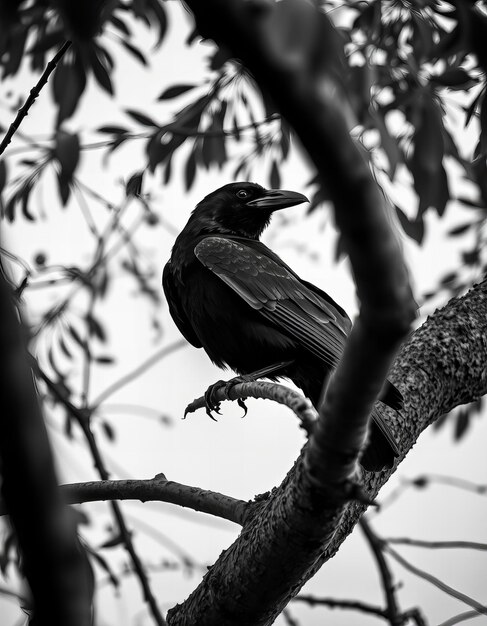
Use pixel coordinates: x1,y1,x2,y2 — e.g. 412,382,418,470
163,182,401,471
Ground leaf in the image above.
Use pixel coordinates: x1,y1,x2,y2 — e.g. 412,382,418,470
208,47,233,71
395,205,424,244
147,0,167,48
99,532,125,550
95,356,114,365
430,68,476,90
454,409,470,441
97,125,128,135
462,249,480,266
125,171,144,197
334,235,347,262
125,109,157,127
410,94,449,216
163,155,172,184
184,149,196,191
53,55,87,126
55,131,80,179
21,183,35,221
120,39,147,66
68,324,88,353
372,108,401,179
448,223,472,236
56,172,71,206
269,160,280,189
457,196,484,209
158,84,195,100
2,25,27,77
110,15,131,37
0,159,7,194
86,313,106,341
101,421,115,440
280,121,291,159
89,44,113,94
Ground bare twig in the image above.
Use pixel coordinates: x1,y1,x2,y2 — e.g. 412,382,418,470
438,610,484,626
91,339,186,407
384,544,487,617
384,538,487,551
0,41,71,156
360,518,402,625
76,420,167,626
292,594,388,619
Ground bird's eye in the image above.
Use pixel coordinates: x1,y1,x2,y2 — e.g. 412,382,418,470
236,190,249,199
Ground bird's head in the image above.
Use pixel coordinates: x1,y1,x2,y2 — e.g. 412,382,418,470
188,182,309,240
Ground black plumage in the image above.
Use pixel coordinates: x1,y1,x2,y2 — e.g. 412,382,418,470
163,182,401,471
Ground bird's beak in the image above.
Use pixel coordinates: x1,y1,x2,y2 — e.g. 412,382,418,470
246,189,309,210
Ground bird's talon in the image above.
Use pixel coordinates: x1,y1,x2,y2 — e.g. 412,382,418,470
237,398,248,418
205,407,219,422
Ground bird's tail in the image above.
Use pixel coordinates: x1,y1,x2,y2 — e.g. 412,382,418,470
360,408,400,471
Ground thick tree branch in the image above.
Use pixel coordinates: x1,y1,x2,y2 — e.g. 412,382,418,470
0,273,92,625
167,276,487,625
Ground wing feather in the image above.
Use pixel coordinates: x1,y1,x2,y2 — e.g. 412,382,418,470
194,236,349,365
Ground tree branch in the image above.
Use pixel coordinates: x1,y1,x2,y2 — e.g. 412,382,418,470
292,594,387,619
184,380,318,436
0,476,250,526
360,518,402,626
0,41,71,156
384,544,487,616
166,275,487,625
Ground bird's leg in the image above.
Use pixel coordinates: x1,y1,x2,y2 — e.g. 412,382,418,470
204,360,294,418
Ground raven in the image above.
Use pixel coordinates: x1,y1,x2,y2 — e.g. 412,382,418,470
163,182,401,471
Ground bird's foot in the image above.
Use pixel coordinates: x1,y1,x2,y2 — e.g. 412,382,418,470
204,376,252,419
204,380,225,420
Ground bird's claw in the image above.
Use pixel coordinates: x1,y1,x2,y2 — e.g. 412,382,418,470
204,377,249,419
204,380,226,420
237,398,248,417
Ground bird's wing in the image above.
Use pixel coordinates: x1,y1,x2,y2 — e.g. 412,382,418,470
162,262,202,348
194,237,350,367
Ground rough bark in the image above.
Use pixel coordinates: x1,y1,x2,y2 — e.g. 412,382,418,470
167,278,487,625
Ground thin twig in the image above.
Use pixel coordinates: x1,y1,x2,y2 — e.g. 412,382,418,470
384,538,487,551
0,41,71,156
384,544,487,617
91,339,186,407
438,610,484,626
292,594,388,619
76,420,167,626
360,518,402,626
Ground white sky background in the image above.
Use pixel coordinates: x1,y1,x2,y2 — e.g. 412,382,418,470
1,4,487,626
